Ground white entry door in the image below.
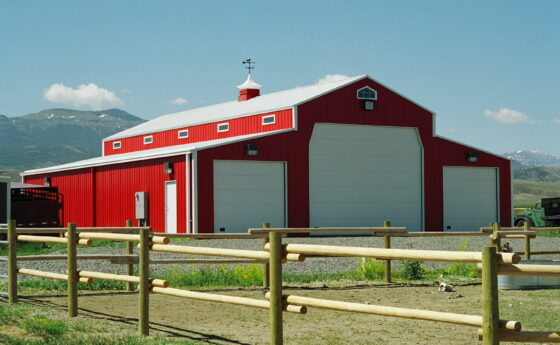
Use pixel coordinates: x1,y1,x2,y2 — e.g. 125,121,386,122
214,160,286,233
309,123,423,230
165,180,177,234
443,166,498,231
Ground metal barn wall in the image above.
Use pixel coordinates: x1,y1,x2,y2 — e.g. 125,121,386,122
195,78,511,233
24,156,187,233
24,169,94,227
197,129,309,233
426,137,511,230
94,156,186,232
103,109,293,156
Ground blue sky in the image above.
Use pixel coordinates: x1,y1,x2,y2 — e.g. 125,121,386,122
1,1,559,155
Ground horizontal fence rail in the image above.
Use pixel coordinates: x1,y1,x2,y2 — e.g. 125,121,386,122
150,243,305,262
151,287,306,314
264,243,520,264
263,293,521,330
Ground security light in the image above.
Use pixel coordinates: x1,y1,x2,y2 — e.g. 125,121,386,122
467,151,478,163
246,143,259,156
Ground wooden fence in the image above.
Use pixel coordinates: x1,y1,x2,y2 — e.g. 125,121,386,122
2,219,560,344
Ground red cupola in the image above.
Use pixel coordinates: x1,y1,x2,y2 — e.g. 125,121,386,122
237,74,262,102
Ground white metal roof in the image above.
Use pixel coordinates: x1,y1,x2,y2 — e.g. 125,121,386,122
23,129,294,176
105,75,368,141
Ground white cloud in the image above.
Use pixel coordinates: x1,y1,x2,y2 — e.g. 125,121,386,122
554,118,560,124
120,89,132,94
483,108,534,124
315,74,350,84
170,97,187,105
44,83,124,110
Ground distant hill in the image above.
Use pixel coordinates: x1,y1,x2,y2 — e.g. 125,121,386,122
513,166,560,182
504,150,560,167
0,108,145,170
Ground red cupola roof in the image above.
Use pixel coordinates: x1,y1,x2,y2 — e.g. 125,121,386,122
237,74,262,102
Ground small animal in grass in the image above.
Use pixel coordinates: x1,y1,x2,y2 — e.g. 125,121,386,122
439,282,454,292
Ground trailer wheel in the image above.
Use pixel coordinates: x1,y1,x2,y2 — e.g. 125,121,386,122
515,217,533,227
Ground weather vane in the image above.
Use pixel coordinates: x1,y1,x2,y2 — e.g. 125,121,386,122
242,59,255,75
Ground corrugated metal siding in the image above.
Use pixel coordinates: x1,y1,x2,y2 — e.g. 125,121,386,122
94,156,186,233
25,156,187,233
104,109,293,156
425,137,511,230
24,169,94,226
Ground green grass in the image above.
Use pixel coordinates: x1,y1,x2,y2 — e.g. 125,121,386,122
0,239,124,256
23,315,68,338
537,231,560,237
161,264,263,288
0,303,202,345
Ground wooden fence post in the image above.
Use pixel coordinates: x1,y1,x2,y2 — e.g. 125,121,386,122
125,219,134,291
481,246,500,345
262,222,270,289
139,227,150,335
490,223,501,249
523,222,531,260
8,219,17,304
383,221,392,283
269,231,283,345
67,223,78,317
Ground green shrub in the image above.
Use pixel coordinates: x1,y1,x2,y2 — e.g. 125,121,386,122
357,258,385,280
446,240,478,278
399,260,424,280
161,264,263,288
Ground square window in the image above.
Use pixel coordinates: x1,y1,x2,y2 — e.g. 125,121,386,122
363,100,375,110
178,129,189,139
217,123,229,132
113,141,121,149
144,136,153,144
262,115,276,125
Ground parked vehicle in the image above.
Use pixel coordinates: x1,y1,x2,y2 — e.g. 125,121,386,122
514,197,560,227
10,183,62,227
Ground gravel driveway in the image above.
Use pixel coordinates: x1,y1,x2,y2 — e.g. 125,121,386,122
2,234,559,278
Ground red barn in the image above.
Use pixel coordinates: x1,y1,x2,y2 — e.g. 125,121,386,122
22,75,512,233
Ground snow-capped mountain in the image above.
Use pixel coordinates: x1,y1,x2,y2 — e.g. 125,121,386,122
504,150,560,167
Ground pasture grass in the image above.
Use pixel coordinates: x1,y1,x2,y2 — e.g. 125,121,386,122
0,302,200,345
0,239,123,256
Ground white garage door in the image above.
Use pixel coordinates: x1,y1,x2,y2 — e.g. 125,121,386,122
443,166,498,231
309,123,423,230
214,160,286,233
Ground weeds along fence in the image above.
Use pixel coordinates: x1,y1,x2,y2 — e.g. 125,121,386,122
0,236,8,298
2,220,560,344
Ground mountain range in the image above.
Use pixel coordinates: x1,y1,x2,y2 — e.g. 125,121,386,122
0,108,144,170
504,151,560,167
503,151,560,182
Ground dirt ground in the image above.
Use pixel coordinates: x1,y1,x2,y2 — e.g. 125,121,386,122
18,283,560,345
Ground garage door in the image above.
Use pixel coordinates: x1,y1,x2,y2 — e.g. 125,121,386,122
214,160,286,233
309,123,423,230
443,166,498,231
